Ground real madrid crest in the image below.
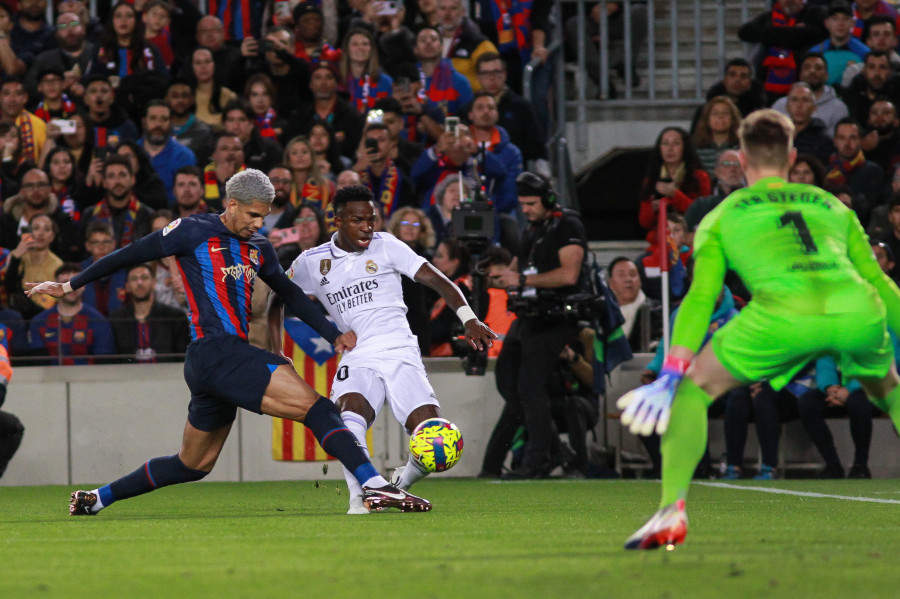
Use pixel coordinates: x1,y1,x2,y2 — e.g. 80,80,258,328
365,260,378,274
320,259,332,275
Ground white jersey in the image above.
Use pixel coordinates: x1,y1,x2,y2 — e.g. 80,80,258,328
287,232,427,356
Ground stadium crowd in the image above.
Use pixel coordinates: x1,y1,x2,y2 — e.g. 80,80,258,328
1,0,899,484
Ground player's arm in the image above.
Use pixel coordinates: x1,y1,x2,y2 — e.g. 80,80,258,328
266,290,285,356
414,262,497,351
846,215,900,334
26,232,167,298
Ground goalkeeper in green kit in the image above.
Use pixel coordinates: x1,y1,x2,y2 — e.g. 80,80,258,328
619,109,900,550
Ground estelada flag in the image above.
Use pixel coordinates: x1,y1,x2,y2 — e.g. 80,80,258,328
272,318,373,461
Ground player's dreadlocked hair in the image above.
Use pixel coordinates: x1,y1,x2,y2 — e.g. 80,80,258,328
332,184,374,216
226,168,275,205
740,109,795,170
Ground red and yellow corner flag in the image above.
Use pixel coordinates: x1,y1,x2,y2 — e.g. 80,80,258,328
272,318,372,461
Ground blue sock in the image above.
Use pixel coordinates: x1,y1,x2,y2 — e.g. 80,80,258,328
100,454,208,507
304,396,380,485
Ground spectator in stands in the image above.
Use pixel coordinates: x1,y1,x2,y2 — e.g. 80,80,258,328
171,165,212,218
415,26,473,117
194,15,246,92
309,120,351,178
788,152,828,187
82,74,139,152
11,0,57,69
427,173,470,248
292,2,340,64
0,2,24,78
353,122,416,218
607,256,657,353
412,127,517,217
30,68,79,131
692,96,741,176
435,0,497,91
282,135,334,212
635,211,689,302
165,80,215,166
79,221,127,316
185,46,236,132
202,132,244,211
270,202,329,269
0,78,45,163
57,0,102,42
5,213,63,319
475,52,547,171
137,100,197,207
825,117,884,225
142,0,174,69
87,1,169,87
851,0,900,41
475,0,552,96
221,99,283,174
637,127,711,233
371,97,425,172
786,82,835,165
246,26,313,119
114,141,168,211
691,59,766,135
341,27,393,115
43,146,85,224
684,149,745,233
244,73,286,142
738,0,828,103
283,60,363,159
262,165,296,232
860,98,900,174
871,237,899,284
879,191,900,280
1,168,80,261
0,122,35,201
109,263,190,363
80,155,156,249
146,209,187,311
428,236,472,356
772,52,849,138
388,61,445,146
807,1,869,87
28,262,115,365
842,15,899,87
336,168,362,190
25,12,91,101
841,50,900,125
468,91,524,189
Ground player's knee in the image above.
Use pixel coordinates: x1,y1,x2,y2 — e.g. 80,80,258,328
337,393,375,423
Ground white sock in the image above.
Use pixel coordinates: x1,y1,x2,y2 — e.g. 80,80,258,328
89,488,104,512
340,412,389,494
397,456,429,491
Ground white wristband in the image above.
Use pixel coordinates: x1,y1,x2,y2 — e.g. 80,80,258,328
62,281,73,294
456,305,477,324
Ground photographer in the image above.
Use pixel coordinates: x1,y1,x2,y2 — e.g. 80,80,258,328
480,172,589,479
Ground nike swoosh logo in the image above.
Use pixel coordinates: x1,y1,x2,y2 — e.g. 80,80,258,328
367,489,406,500
210,246,228,252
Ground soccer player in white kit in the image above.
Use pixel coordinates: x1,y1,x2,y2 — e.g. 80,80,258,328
271,185,496,513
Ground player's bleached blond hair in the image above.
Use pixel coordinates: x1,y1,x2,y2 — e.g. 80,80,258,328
739,109,796,170
225,168,275,205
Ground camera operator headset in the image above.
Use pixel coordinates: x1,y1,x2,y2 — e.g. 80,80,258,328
481,172,590,479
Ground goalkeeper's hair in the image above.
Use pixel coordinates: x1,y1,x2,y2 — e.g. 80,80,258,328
225,168,275,205
739,109,795,170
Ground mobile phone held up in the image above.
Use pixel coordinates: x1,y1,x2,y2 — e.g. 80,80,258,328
445,116,461,136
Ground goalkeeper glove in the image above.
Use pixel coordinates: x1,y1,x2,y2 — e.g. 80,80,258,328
617,355,690,436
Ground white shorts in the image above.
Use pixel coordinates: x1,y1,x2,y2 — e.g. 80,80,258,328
330,347,438,428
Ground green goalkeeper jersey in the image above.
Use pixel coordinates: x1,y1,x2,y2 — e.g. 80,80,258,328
671,176,900,353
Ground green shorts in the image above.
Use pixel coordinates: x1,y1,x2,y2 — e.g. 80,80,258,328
711,302,893,390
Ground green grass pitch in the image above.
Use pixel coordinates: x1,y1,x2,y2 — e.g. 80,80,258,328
4,478,900,598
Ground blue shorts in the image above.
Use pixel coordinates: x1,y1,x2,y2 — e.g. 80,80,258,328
183,335,289,431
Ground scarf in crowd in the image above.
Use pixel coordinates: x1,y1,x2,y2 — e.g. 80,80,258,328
255,107,278,139
34,94,77,123
347,72,391,114
54,184,80,222
826,149,866,185
90,195,142,248
486,0,533,63
290,177,333,210
208,0,252,40
180,198,212,216
361,161,402,217
419,60,460,116
93,126,123,152
761,3,798,96
204,162,246,205
16,112,35,161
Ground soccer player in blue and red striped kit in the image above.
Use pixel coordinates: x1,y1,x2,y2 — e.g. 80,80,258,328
27,168,430,515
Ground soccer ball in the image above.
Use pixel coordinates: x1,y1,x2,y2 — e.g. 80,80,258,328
409,418,463,472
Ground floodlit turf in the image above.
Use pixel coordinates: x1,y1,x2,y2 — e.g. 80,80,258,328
4,479,900,598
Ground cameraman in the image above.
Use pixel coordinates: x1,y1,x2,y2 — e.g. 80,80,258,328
480,172,589,479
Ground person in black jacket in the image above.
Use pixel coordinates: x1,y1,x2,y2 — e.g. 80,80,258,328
109,262,189,363
690,58,767,133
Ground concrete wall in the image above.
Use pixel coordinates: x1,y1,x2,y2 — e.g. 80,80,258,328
566,120,691,174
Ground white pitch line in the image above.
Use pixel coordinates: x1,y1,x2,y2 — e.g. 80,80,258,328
696,481,900,504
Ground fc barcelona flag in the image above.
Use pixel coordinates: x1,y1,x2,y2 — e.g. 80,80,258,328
272,318,372,460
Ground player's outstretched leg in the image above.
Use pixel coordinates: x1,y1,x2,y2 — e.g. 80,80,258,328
69,421,225,515
339,410,373,514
